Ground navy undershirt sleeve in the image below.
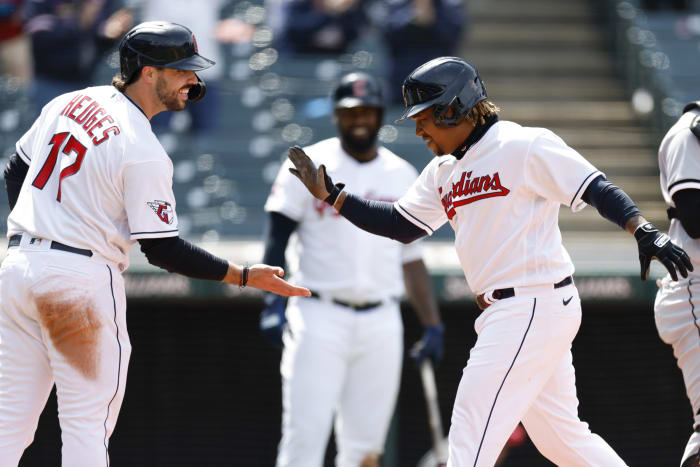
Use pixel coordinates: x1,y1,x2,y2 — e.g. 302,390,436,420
138,237,229,281
581,175,642,230
262,211,299,269
672,189,700,238
338,193,427,244
4,152,29,210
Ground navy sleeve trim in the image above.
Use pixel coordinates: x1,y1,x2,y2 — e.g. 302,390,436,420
17,145,30,163
570,170,599,208
396,202,434,235
669,178,700,190
131,229,179,235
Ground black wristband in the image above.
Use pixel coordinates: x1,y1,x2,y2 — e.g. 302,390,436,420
240,266,249,288
324,182,345,206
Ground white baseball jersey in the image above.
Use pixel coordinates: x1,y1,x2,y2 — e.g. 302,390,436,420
8,85,179,270
395,120,602,294
265,137,422,303
655,106,700,466
658,107,700,272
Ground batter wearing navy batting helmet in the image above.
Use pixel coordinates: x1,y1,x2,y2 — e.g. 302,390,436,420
261,71,443,467
653,101,700,467
287,56,693,466
0,21,309,466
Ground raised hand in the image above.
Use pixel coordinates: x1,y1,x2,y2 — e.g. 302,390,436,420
287,146,340,202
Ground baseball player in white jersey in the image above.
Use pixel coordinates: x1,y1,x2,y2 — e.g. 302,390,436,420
287,57,694,466
654,101,700,467
0,22,309,467
261,72,443,467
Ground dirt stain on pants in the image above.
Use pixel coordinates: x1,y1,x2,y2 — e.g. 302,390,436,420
34,292,102,380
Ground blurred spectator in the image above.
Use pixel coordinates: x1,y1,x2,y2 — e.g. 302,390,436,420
0,0,32,86
23,0,132,114
376,0,465,103
266,0,369,55
138,0,255,134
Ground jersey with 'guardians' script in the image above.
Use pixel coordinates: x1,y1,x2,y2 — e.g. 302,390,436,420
395,120,602,294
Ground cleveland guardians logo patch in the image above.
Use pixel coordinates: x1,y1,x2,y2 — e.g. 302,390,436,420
147,200,174,225
439,170,510,219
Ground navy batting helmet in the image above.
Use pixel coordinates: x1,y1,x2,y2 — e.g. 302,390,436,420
118,21,215,102
395,57,487,127
333,72,384,110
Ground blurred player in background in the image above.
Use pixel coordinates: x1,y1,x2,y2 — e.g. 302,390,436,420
653,101,700,467
261,71,443,467
0,21,308,467
287,56,693,466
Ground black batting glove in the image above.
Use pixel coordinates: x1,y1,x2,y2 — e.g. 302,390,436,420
634,222,693,281
410,324,445,366
259,293,288,348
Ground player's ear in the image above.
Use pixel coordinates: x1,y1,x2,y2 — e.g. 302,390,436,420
141,66,157,83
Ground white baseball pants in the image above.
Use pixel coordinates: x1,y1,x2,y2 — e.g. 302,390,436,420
447,282,627,467
655,276,700,466
276,295,402,467
0,245,130,467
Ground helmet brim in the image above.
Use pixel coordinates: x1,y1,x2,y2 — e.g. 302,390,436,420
164,53,215,72
394,100,437,124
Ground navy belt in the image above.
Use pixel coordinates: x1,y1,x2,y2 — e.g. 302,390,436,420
476,276,573,311
8,234,93,257
308,290,383,312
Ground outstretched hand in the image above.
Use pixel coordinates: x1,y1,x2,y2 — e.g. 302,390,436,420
634,223,693,281
288,146,341,203
247,264,311,297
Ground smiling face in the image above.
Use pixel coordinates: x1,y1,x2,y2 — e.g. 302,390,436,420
154,68,198,111
411,106,474,157
334,106,382,160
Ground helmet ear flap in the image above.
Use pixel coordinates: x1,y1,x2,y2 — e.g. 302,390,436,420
433,97,467,128
187,74,207,102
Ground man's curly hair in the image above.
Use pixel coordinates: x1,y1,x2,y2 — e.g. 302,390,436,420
465,100,500,126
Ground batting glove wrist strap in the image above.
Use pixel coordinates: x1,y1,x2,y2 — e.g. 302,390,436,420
324,182,346,206
634,222,693,281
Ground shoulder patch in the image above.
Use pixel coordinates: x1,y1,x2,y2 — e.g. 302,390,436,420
147,200,174,225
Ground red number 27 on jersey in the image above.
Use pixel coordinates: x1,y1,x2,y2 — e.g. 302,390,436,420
32,132,87,202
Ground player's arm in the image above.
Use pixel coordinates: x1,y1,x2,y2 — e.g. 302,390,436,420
582,174,693,280
671,189,700,238
3,152,29,210
258,211,299,347
287,146,426,243
137,236,309,297
403,258,444,365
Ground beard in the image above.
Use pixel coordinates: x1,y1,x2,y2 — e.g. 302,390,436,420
339,127,379,154
156,74,187,111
